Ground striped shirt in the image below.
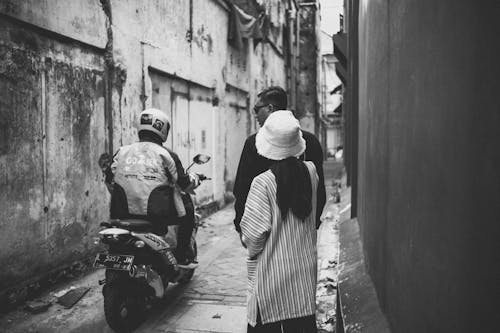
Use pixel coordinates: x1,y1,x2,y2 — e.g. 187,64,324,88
241,161,318,326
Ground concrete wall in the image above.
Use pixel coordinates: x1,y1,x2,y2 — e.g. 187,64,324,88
0,0,109,308
357,1,500,331
222,84,251,197
326,127,341,153
297,1,321,135
320,51,343,160
0,0,290,307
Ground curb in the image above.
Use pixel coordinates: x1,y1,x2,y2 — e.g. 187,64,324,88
316,166,346,332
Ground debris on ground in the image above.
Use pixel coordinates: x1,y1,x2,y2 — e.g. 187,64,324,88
327,260,338,268
57,287,90,309
24,300,52,314
53,286,76,298
324,283,337,293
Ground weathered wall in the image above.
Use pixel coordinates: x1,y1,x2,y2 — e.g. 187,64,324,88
0,0,107,48
112,0,287,205
357,0,500,331
0,8,108,302
223,84,251,196
222,0,288,198
297,1,321,135
0,0,291,304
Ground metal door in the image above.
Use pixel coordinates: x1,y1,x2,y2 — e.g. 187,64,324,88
150,71,174,149
171,92,190,166
189,95,214,204
223,85,249,192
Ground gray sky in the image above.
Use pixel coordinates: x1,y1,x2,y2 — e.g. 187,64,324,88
320,0,344,36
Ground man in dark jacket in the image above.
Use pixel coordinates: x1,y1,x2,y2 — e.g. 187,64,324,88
233,86,326,233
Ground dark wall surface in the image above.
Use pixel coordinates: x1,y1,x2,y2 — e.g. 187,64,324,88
0,16,109,308
357,1,500,332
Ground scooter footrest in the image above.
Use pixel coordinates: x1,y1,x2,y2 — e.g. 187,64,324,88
177,263,198,269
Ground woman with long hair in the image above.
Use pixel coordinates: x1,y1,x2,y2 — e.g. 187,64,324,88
241,111,319,332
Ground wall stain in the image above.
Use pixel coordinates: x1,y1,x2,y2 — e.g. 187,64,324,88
0,19,108,308
193,25,214,54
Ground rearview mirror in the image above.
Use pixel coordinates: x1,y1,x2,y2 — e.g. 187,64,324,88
193,154,211,164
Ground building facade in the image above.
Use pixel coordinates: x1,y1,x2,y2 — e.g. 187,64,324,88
0,0,319,309
296,0,321,135
320,30,342,159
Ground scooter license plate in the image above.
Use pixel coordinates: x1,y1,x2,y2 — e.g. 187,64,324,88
93,253,134,271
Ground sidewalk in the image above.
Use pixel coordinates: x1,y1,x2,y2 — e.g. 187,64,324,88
0,161,349,333
0,207,248,333
318,159,391,333
316,164,350,333
335,201,391,331
337,215,391,333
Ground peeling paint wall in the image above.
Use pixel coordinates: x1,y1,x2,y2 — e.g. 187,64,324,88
110,0,288,205
0,13,108,301
297,1,321,135
222,84,250,195
0,0,294,305
0,0,107,48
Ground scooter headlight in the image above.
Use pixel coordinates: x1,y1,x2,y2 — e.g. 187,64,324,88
134,240,145,248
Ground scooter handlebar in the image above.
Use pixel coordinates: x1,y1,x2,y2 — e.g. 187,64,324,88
196,173,211,181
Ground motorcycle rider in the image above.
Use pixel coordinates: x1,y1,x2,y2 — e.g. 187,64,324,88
99,108,199,268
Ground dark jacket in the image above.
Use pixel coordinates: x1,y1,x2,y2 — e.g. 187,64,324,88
233,130,326,233
166,148,194,213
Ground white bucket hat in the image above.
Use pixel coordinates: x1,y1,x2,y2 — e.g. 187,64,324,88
255,111,306,161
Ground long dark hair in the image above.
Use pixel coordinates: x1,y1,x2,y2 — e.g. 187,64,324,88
270,157,312,221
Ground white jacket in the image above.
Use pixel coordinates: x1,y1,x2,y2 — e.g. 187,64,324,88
111,141,186,218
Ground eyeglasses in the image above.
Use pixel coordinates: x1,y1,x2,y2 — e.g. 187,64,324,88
253,104,267,114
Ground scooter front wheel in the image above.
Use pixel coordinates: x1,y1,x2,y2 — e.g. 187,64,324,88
178,239,197,284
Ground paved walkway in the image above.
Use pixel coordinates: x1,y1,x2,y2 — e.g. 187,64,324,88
0,207,248,333
137,208,248,333
316,160,349,333
0,161,345,333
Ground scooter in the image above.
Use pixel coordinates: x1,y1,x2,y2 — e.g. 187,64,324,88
94,153,211,332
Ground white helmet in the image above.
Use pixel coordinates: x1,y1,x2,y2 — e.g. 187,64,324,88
138,108,170,142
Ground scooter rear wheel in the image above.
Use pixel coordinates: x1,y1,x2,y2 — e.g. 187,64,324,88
178,269,195,284
103,281,145,332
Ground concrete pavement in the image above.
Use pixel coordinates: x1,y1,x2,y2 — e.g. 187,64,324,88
0,207,248,333
0,160,346,333
136,208,248,333
337,217,391,333
331,159,391,333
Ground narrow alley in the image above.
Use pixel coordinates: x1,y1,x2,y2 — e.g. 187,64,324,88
0,161,346,333
2,0,498,332
0,207,247,333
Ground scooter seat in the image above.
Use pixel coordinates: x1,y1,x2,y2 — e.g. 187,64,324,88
102,219,154,232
